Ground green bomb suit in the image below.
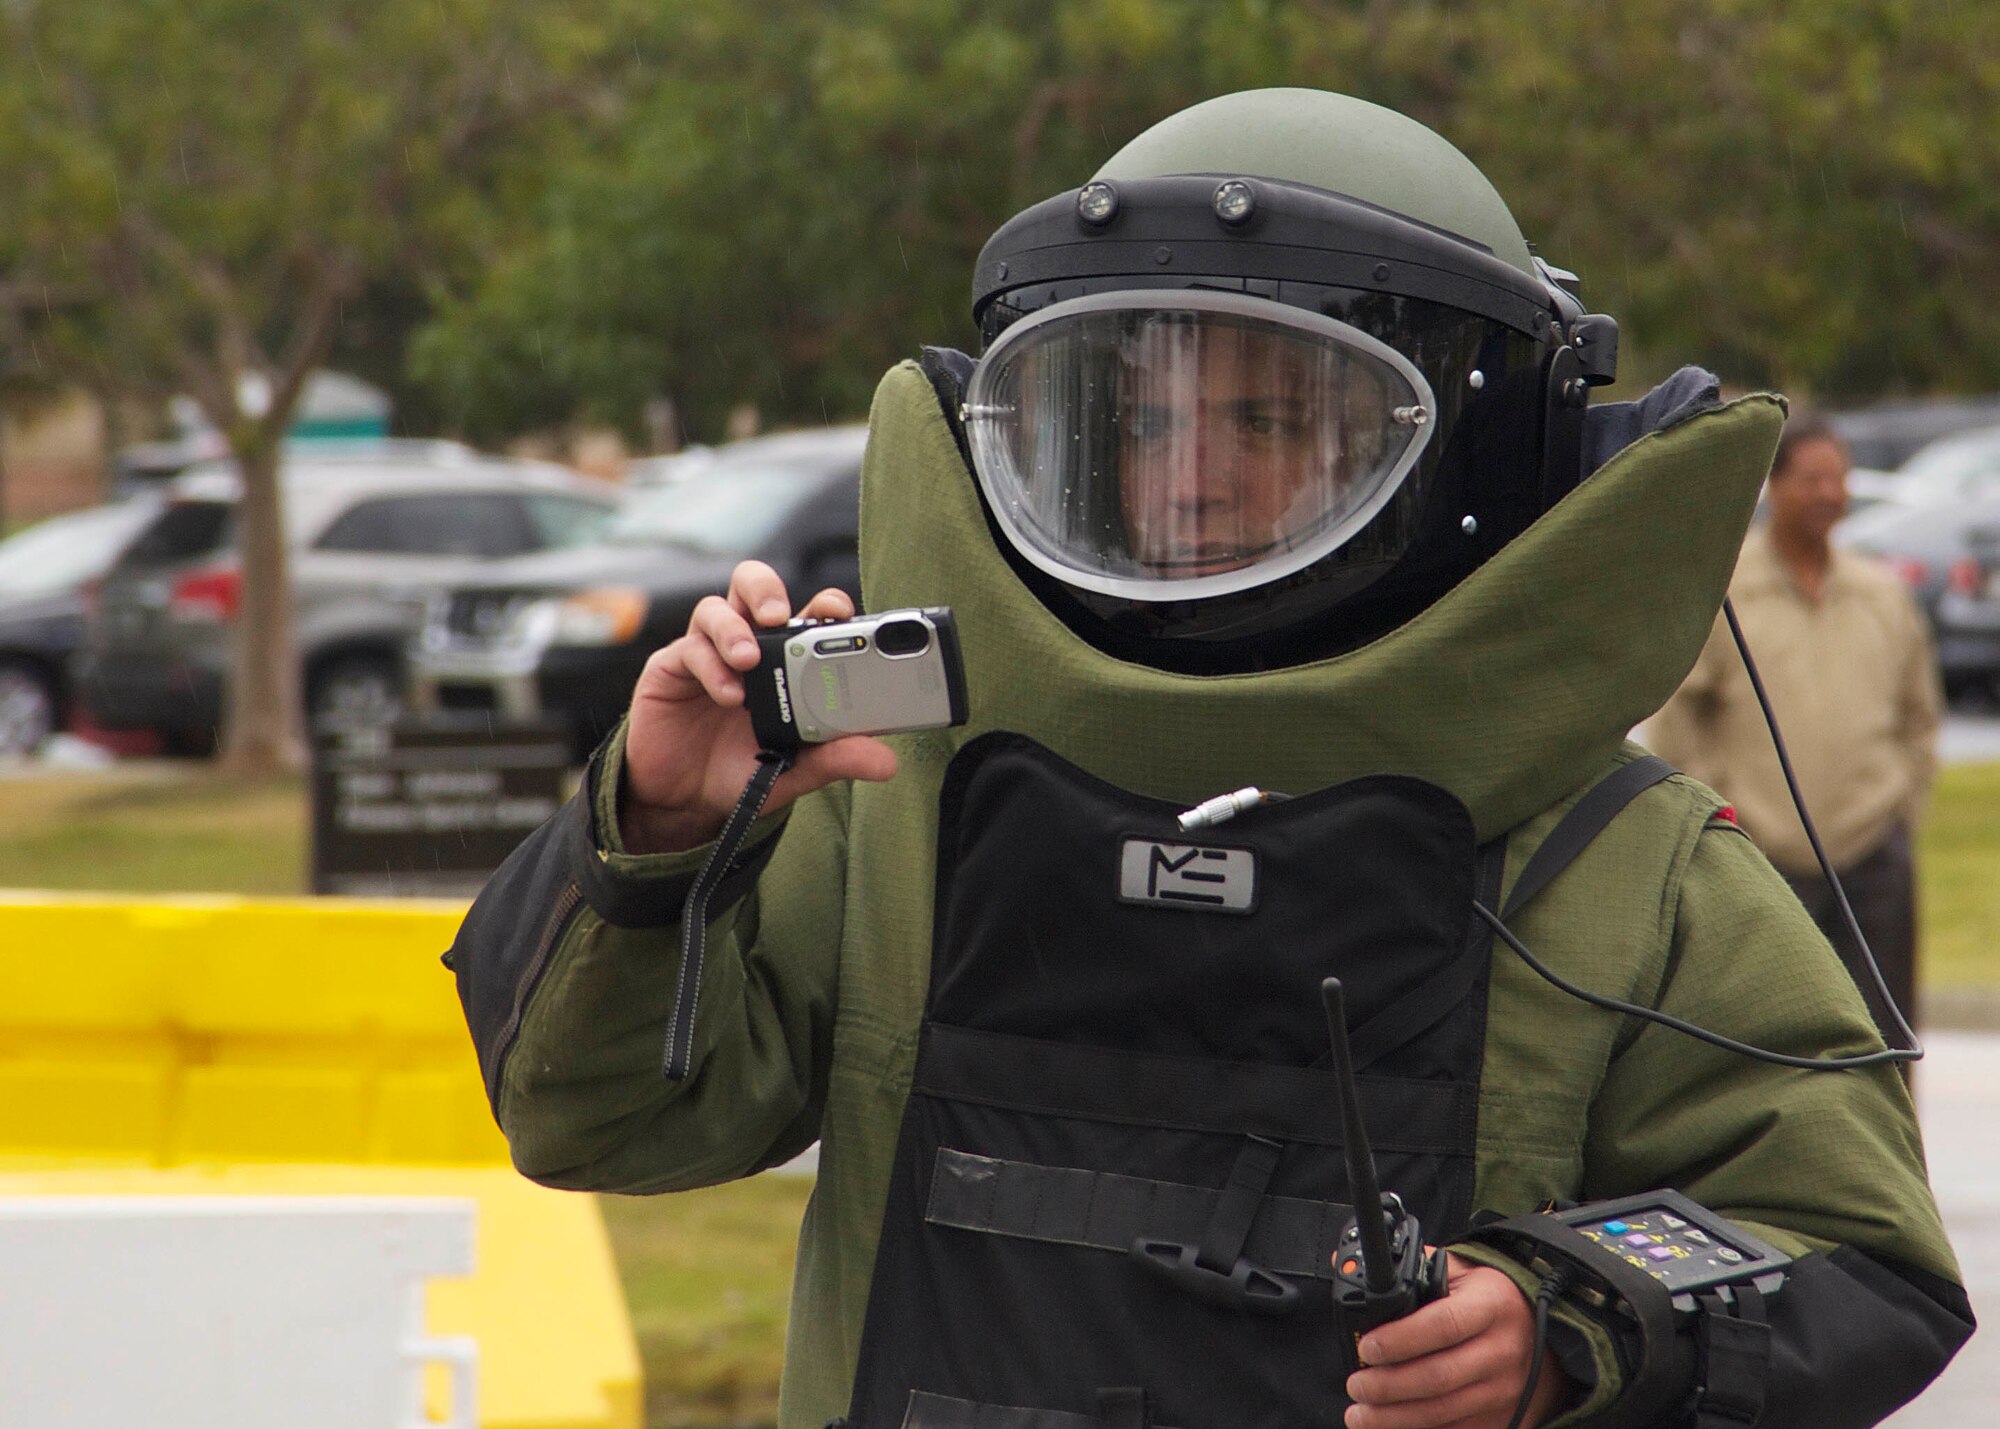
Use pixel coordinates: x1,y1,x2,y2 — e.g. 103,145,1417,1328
453,365,1969,1428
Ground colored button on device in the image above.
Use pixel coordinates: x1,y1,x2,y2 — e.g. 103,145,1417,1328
1603,1221,1629,1234
1341,1259,1359,1277
1624,1233,1652,1246
1647,1246,1676,1261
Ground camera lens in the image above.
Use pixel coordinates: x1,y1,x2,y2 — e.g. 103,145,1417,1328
874,618,931,657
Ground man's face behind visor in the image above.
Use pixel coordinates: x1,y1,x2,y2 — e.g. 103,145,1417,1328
966,291,1436,604
1118,316,1394,578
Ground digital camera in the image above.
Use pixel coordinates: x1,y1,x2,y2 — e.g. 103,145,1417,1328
745,607,968,752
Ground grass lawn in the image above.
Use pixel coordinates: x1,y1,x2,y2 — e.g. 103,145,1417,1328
2,755,1997,1427
599,1178,814,1429
1917,761,2000,990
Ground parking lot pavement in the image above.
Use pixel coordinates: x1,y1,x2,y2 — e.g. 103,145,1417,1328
1940,708,2000,765
1885,1030,2000,1425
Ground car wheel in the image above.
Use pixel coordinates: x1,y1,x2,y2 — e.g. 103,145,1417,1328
309,655,404,733
0,661,58,758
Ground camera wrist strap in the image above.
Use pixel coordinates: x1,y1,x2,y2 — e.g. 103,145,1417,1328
662,750,793,1081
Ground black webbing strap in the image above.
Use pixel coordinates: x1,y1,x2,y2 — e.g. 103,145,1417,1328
1094,1389,1148,1429
915,1023,1475,1153
662,751,791,1081
1500,756,1677,923
1694,1285,1772,1427
1455,1211,1683,1429
1193,1134,1284,1273
1341,839,1510,1070
901,1392,1182,1429
924,1147,1346,1281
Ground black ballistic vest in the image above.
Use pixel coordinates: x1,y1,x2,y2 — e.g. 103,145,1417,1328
844,734,1503,1429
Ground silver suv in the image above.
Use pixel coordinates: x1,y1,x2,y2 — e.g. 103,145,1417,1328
77,443,620,752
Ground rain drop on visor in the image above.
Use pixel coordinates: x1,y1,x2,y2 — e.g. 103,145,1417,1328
963,289,1437,603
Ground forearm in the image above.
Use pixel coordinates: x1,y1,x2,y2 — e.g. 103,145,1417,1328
452,733,846,1192
1563,827,1968,1421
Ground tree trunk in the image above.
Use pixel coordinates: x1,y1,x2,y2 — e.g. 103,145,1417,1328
218,426,303,775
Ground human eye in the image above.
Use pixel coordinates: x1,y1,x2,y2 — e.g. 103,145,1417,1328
1237,403,1304,439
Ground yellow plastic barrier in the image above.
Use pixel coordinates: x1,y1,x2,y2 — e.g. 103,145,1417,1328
0,891,641,1429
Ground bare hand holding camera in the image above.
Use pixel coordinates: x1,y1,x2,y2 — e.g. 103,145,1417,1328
619,560,899,855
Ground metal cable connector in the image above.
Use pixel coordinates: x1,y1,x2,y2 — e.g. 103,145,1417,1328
1176,786,1288,832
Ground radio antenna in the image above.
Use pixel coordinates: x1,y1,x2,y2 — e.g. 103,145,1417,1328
1322,977,1395,1292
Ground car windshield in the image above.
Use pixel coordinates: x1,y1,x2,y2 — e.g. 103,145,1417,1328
602,464,829,554
0,501,160,595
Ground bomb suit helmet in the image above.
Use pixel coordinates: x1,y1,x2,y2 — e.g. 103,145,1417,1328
962,88,1618,672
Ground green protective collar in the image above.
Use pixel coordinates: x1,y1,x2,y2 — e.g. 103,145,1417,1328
859,362,1780,841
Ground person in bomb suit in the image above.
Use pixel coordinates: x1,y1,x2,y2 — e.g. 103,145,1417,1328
450,91,1971,1429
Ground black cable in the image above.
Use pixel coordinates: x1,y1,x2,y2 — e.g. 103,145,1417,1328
1503,1263,1574,1429
1475,900,1914,1070
1720,597,1924,1059
1468,593,1925,1072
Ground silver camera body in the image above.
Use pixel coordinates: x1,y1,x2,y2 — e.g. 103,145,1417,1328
746,606,968,752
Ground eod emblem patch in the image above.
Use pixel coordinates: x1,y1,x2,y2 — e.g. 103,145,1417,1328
1117,838,1257,914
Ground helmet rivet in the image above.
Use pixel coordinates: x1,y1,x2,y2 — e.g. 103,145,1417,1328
1076,181,1119,226
1212,179,1257,225
997,262,1009,280
1153,246,1173,265
1392,405,1430,426
1461,515,1480,536
1373,263,1391,282
1468,370,1486,390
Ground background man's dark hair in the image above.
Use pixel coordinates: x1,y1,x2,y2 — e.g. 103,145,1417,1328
1773,410,1847,476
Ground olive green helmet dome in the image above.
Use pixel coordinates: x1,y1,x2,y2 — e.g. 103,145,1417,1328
1095,88,1535,276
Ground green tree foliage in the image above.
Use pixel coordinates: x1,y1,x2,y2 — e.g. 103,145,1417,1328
415,0,2000,441
0,0,625,770
1456,0,2000,399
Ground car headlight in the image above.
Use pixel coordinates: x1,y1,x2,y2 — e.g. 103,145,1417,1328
539,587,649,647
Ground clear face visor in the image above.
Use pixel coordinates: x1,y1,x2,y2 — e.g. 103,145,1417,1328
965,291,1437,601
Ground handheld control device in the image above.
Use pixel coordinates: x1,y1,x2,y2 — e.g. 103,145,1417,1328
1323,977,1449,1376
1552,1189,1790,1313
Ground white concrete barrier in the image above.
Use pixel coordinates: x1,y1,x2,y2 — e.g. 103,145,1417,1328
0,1196,476,1428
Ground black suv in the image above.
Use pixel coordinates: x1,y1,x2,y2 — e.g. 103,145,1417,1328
408,426,868,757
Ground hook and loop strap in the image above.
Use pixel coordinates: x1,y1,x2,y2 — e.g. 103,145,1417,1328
662,750,792,1080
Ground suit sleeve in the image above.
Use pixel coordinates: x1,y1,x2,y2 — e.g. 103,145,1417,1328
1577,820,1972,1424
448,723,850,1192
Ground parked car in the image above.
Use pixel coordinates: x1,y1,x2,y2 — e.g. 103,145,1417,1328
1935,548,2000,701
409,426,868,757
1829,396,2000,472
1887,424,2000,507
76,450,621,752
0,496,166,756
1838,494,2000,695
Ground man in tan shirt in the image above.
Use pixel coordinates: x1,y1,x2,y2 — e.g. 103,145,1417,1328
1647,411,1942,1042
